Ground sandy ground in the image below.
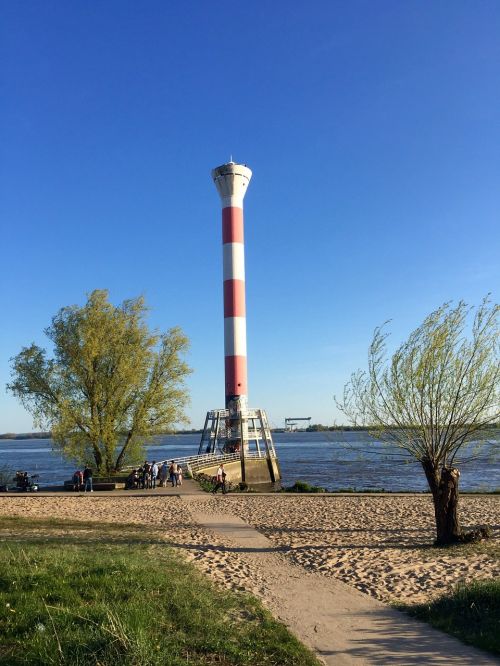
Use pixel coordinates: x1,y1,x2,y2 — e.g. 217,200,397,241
0,494,499,606
199,494,500,604
185,503,500,665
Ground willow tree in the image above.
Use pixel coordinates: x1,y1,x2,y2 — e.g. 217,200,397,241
337,298,499,545
8,290,192,473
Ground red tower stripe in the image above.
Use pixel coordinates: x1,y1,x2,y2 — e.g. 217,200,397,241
222,207,244,243
225,355,247,396
223,279,246,318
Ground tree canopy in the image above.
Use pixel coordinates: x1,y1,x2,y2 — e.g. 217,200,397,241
337,297,499,544
8,290,192,473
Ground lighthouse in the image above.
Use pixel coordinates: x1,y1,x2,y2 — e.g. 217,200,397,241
212,161,251,413
197,161,280,486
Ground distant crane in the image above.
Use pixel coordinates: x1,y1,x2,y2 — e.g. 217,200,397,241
285,417,311,432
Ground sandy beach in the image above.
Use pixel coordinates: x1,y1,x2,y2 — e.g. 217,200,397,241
0,494,498,606
199,494,500,604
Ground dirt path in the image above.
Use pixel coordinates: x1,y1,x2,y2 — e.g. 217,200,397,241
184,497,499,666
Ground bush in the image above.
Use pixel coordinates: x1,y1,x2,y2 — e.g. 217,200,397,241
0,465,14,490
194,473,235,493
281,480,327,493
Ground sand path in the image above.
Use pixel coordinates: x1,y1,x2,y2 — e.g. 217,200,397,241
184,496,499,666
1,491,498,664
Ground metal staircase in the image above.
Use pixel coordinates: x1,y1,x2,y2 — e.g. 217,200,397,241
257,409,277,458
197,406,279,484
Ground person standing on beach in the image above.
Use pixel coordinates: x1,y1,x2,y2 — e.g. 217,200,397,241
176,462,182,486
151,460,159,489
169,461,176,487
212,464,227,494
142,461,151,489
72,470,83,492
159,461,168,487
83,466,93,493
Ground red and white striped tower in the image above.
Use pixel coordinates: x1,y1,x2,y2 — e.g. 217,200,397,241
212,161,252,413
197,161,279,483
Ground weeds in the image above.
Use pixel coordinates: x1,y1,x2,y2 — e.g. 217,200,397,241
0,518,320,665
399,578,500,655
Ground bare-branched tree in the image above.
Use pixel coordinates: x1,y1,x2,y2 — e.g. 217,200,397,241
337,298,499,545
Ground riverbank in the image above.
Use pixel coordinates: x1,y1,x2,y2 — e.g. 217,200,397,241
1,433,499,491
0,494,498,605
1,494,499,664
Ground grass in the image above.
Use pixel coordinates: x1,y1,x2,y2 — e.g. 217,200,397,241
0,517,320,665
399,578,500,656
417,537,500,563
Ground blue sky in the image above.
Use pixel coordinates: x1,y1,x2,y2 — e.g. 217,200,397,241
1,1,499,431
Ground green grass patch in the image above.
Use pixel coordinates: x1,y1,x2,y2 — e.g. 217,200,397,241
399,578,500,656
417,539,500,563
0,518,320,665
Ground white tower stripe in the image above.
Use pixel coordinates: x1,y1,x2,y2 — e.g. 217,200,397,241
224,317,247,356
221,195,244,208
223,243,246,281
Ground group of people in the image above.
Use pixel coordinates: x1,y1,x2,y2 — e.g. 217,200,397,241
125,460,183,490
72,466,93,492
14,471,39,491
70,460,228,494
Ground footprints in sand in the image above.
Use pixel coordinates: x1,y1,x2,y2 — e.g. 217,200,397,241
1,494,498,608
197,495,500,605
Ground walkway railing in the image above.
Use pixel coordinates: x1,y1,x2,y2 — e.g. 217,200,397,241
122,450,276,475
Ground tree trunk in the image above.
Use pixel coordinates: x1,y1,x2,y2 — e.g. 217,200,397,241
421,460,462,545
114,431,133,472
92,442,103,473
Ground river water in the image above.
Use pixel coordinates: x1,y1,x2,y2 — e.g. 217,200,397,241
1,431,498,492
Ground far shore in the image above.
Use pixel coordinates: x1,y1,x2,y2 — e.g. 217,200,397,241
2,424,499,439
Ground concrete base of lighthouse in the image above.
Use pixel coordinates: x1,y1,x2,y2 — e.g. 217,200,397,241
192,457,281,489
196,407,281,487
